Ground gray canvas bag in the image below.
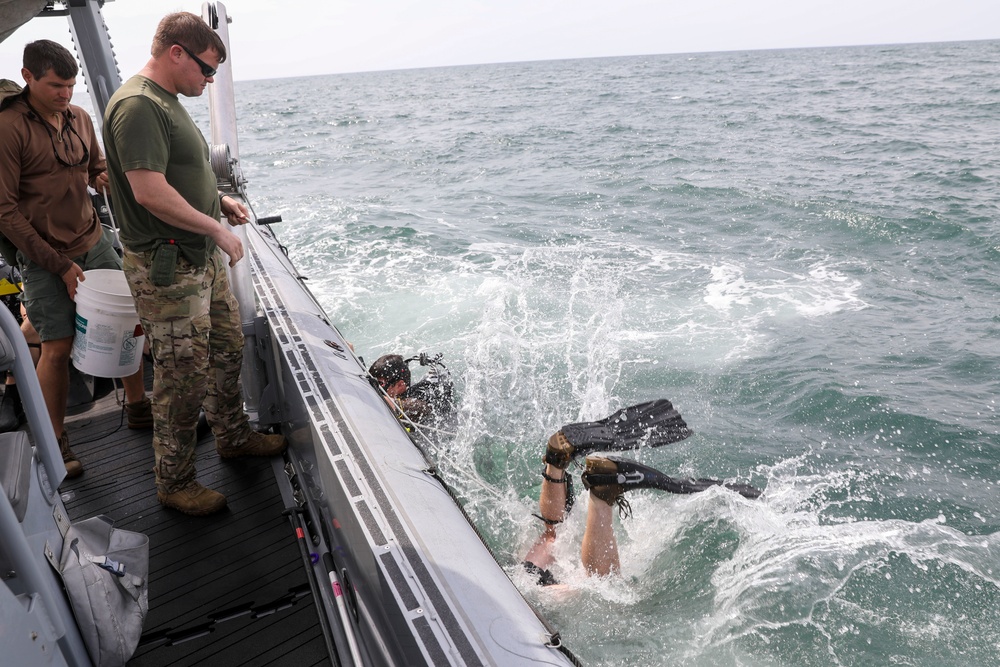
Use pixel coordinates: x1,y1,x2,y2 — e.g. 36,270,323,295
46,515,149,667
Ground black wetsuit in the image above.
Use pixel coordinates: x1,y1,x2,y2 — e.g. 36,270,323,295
398,376,453,424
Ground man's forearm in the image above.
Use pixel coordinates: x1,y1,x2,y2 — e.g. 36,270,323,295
125,169,222,239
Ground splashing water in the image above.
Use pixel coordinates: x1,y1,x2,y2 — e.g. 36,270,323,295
222,40,1000,666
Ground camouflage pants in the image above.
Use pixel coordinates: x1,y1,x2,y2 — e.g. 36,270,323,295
123,248,252,494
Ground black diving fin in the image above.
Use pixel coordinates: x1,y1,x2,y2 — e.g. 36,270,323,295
658,476,762,500
582,455,763,501
545,399,693,469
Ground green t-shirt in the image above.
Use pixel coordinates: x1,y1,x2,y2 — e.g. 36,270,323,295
103,76,219,266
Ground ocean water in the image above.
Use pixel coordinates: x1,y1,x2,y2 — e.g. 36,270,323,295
217,41,997,666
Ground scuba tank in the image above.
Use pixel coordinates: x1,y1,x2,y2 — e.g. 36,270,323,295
402,352,454,409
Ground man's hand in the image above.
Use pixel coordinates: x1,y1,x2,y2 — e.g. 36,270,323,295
213,227,244,267
63,263,85,300
93,171,109,195
220,195,249,226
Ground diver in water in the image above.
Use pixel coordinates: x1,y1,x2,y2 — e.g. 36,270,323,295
369,353,454,425
523,399,762,581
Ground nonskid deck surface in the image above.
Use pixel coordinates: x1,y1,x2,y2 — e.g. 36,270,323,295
58,367,328,667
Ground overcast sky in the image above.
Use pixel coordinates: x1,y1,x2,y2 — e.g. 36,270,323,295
1,0,998,86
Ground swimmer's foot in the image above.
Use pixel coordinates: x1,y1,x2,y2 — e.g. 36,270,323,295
581,455,762,516
543,399,692,470
543,431,577,470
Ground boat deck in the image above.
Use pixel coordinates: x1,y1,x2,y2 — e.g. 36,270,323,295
58,367,330,667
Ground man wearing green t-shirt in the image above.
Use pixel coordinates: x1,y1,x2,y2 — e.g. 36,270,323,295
103,12,285,516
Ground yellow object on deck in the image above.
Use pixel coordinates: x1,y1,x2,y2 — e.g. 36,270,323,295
0,276,21,297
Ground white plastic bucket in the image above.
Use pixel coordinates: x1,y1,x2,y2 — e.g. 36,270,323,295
71,269,144,378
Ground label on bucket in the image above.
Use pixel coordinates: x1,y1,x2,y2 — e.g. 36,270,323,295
72,313,144,378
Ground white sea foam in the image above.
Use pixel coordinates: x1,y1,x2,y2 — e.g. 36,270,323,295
704,261,866,320
688,458,1000,661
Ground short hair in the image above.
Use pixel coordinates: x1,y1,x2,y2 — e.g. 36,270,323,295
23,40,78,80
151,12,226,63
369,355,411,387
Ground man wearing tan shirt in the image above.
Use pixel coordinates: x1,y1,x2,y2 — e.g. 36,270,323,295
0,40,149,478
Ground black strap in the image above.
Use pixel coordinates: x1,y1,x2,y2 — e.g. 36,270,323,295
531,512,562,526
537,466,576,518
540,469,568,484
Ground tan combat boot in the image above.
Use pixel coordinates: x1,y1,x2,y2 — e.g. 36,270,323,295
59,432,83,479
217,431,287,459
157,480,227,515
542,430,576,469
126,396,153,430
581,455,625,506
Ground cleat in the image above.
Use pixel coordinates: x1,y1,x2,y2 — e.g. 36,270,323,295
217,431,287,459
157,481,227,515
59,431,83,479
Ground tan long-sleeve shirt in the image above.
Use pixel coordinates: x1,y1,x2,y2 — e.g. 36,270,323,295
0,91,105,277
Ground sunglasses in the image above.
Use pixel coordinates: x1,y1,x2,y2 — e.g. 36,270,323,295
24,98,90,168
174,43,217,78
46,121,89,168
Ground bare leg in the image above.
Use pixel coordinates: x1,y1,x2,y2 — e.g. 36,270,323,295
538,463,568,524
121,366,146,405
97,309,145,404
580,494,620,576
29,305,146,412
523,463,569,570
20,310,41,366
36,336,73,437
